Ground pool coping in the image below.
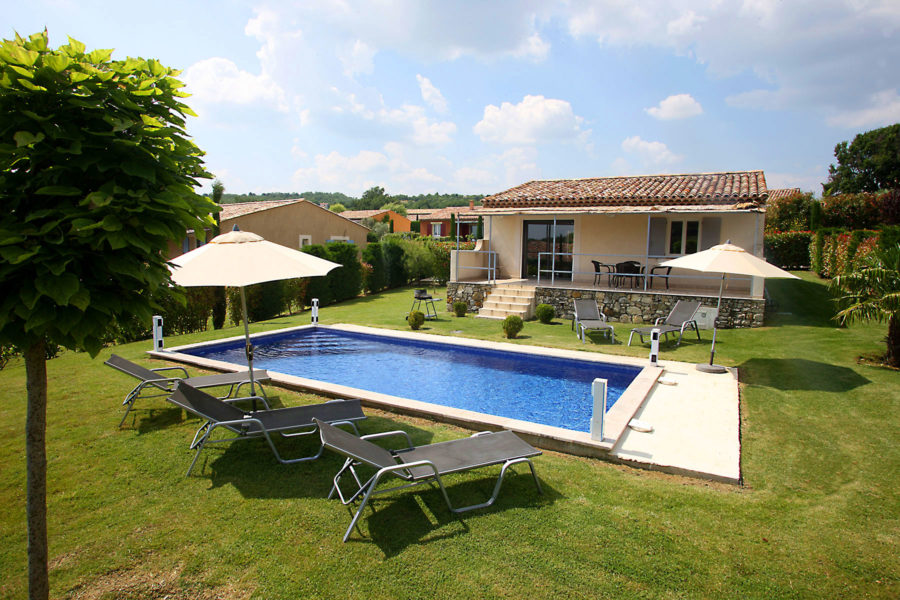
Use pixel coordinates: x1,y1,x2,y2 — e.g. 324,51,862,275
150,323,663,457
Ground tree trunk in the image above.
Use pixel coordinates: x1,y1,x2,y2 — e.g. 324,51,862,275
887,313,899,368
24,339,49,600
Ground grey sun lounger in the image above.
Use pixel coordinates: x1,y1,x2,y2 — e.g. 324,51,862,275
168,382,366,476
571,299,615,343
627,300,702,347
314,418,543,542
105,353,271,426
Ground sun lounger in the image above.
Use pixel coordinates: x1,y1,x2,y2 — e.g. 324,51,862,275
167,382,367,476
315,418,543,542
572,299,615,343
627,300,702,347
105,353,271,426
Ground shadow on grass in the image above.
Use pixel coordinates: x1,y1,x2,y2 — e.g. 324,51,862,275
133,406,185,434
765,277,837,328
356,470,560,557
192,416,436,498
739,357,871,392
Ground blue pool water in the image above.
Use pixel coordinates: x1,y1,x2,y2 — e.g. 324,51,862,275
183,328,642,433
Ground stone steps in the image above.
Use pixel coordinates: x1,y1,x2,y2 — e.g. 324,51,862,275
477,285,536,320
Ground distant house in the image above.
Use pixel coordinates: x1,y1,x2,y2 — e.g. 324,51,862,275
339,209,412,233
169,199,369,258
419,203,478,238
406,208,437,222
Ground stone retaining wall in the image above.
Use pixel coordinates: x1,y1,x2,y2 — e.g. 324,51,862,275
536,287,764,328
446,282,494,312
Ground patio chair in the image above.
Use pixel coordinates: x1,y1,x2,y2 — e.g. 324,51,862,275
168,382,366,476
105,353,271,427
591,260,611,286
314,418,543,542
627,300,702,347
571,299,615,343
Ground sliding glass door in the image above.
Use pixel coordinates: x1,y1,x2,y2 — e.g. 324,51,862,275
522,220,574,279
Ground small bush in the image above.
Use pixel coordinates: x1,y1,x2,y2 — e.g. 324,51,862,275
0,345,19,370
764,231,812,269
408,310,425,330
452,301,467,317
502,315,524,339
535,303,555,324
227,281,287,325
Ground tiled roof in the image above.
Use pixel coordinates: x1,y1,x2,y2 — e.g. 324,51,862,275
339,209,389,220
420,206,476,221
219,199,301,219
481,171,768,209
766,188,803,201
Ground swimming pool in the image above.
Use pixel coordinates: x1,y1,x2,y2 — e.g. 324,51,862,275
180,327,642,433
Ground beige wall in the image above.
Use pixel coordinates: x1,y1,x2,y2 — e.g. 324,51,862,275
169,200,369,259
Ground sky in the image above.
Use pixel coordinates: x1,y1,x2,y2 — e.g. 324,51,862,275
8,1,900,197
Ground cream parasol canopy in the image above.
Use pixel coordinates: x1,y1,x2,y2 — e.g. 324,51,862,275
169,228,340,392
660,242,799,373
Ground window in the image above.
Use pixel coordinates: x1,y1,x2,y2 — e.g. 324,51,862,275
328,235,350,242
298,234,311,248
668,220,700,255
432,223,442,237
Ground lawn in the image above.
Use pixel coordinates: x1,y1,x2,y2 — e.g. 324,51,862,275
0,273,897,599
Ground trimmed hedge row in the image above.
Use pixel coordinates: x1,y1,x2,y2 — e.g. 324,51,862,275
764,231,812,269
766,190,900,233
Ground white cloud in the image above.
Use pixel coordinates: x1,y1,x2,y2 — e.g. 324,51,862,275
621,136,681,167
562,0,900,127
292,148,450,195
645,94,704,120
825,89,900,129
416,74,448,113
183,57,289,112
339,39,376,77
474,95,588,145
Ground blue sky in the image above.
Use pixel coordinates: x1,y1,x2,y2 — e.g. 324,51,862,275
9,1,900,197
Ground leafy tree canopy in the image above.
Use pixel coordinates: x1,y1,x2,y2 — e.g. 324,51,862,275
329,202,346,213
379,201,407,216
824,123,900,195
355,185,389,210
0,31,217,355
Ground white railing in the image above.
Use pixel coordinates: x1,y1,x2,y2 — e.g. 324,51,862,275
453,250,498,284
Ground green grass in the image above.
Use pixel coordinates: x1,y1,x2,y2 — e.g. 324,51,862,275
1,274,897,599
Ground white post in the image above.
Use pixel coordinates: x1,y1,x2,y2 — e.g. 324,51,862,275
649,328,660,366
151,315,164,351
311,298,319,325
591,378,608,441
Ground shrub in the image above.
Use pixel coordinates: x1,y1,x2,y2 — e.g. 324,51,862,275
879,189,900,225
283,278,309,313
326,241,363,302
452,301,467,317
159,286,215,334
362,242,386,293
764,231,812,269
408,311,425,330
226,281,287,325
301,244,336,306
502,315,524,339
400,238,436,282
765,192,814,233
535,303,555,324
382,236,408,288
0,344,18,370
821,193,880,229
880,225,900,250
212,287,227,329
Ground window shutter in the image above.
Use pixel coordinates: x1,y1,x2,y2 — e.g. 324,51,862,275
647,217,667,256
701,217,721,250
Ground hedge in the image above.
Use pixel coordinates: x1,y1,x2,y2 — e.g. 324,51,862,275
810,229,880,278
764,231,812,269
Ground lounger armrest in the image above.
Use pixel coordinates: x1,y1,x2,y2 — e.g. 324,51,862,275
150,365,190,377
361,430,414,450
654,317,666,325
470,431,494,438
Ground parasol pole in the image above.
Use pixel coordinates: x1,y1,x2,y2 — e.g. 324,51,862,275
697,273,728,373
240,286,256,400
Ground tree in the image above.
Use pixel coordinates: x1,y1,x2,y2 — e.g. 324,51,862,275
210,180,227,329
830,244,900,367
0,32,216,599
379,201,407,216
823,123,900,195
330,202,346,213
356,185,389,210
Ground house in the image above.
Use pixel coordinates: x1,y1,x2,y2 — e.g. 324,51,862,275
766,187,803,201
339,209,411,233
448,171,769,327
169,199,369,258
418,202,479,238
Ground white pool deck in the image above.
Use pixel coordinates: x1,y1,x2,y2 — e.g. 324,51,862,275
151,324,741,484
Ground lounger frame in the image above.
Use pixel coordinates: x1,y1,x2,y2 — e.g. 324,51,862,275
316,420,542,542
